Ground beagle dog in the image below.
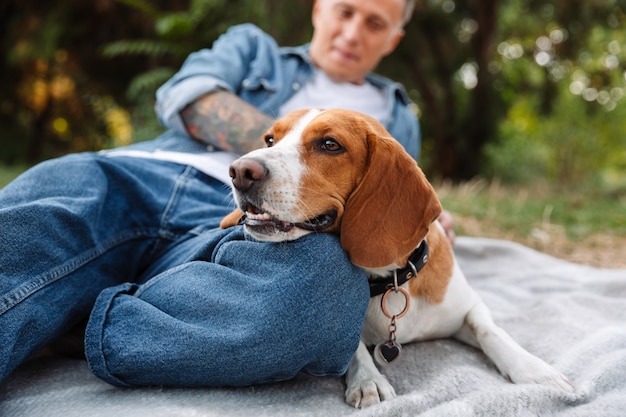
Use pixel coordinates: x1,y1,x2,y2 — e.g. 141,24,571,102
220,108,574,408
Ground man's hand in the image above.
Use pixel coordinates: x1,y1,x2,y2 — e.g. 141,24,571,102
439,210,456,245
180,91,275,155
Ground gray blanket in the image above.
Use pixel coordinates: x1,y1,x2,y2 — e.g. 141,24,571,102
2,237,625,417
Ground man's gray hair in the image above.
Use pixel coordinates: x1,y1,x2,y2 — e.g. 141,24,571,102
402,0,417,26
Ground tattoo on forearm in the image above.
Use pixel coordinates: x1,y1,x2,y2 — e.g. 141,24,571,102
180,91,275,155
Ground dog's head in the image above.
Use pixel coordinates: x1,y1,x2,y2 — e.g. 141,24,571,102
220,108,442,270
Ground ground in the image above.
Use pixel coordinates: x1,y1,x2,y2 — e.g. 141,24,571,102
454,214,626,269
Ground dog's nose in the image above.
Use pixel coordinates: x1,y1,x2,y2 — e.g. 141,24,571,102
229,158,268,191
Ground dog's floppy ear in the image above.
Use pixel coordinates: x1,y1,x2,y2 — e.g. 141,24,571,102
340,132,442,269
220,208,245,229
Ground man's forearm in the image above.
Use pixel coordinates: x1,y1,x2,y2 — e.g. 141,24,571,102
180,91,275,155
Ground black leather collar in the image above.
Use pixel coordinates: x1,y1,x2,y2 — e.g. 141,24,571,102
368,240,429,298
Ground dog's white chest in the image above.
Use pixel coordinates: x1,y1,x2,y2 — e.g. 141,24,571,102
361,263,477,346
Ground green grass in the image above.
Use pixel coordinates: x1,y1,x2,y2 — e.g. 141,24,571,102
436,178,626,242
0,165,27,189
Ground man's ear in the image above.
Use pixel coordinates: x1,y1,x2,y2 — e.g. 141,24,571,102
384,28,405,56
311,0,322,28
220,208,245,229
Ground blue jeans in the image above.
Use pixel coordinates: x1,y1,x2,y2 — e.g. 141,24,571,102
0,150,369,386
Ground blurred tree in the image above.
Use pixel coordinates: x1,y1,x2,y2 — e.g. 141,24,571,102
100,0,313,142
378,0,503,180
381,0,626,181
490,0,626,187
0,0,315,165
0,0,161,163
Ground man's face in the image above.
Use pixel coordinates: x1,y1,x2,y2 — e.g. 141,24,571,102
309,0,405,85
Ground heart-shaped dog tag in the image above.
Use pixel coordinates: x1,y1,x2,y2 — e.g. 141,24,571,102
375,341,402,364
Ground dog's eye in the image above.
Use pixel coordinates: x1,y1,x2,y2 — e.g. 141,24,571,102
320,138,343,153
264,135,275,147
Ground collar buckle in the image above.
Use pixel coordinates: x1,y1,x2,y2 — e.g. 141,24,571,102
369,240,429,298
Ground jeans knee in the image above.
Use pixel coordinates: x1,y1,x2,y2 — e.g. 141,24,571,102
294,233,368,294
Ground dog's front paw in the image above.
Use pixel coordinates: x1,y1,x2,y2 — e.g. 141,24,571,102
345,375,396,408
506,356,575,393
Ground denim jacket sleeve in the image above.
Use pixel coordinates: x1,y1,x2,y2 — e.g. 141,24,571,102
155,23,286,135
389,88,421,161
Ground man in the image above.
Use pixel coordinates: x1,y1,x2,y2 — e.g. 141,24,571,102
1,0,446,387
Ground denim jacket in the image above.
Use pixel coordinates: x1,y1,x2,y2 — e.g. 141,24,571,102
154,23,421,160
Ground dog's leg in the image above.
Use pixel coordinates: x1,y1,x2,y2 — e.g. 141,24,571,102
345,341,396,408
454,301,574,392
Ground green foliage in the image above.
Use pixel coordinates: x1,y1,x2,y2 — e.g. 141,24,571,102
126,67,176,101
98,0,314,146
485,94,556,184
475,0,626,190
155,13,195,39
114,0,161,18
0,165,27,189
102,40,184,59
486,81,626,190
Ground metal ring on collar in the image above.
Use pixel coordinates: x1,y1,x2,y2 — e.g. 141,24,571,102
381,286,411,319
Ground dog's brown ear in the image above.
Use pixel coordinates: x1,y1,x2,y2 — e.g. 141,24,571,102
340,132,442,269
220,208,245,229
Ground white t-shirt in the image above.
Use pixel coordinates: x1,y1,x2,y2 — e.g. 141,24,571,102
279,68,388,122
105,70,388,183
